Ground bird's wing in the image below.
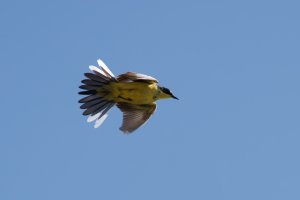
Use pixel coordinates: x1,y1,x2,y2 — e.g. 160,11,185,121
116,72,158,83
117,103,157,133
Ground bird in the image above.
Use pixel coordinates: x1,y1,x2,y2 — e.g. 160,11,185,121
78,59,178,133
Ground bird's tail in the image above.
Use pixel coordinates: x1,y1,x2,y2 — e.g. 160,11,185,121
78,59,116,128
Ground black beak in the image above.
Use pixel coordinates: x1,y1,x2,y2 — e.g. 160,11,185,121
172,95,179,100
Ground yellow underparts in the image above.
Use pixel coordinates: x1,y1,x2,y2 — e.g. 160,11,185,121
108,82,159,104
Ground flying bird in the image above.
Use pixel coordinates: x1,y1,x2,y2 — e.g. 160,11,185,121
78,59,178,133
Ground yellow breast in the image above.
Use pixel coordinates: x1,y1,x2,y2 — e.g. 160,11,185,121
109,82,158,104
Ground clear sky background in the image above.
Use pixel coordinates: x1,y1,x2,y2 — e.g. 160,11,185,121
1,1,300,199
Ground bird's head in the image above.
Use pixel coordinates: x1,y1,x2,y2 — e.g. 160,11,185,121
158,86,179,100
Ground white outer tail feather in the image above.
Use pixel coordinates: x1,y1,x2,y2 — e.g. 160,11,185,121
94,114,109,128
87,112,101,123
89,65,107,77
97,59,115,77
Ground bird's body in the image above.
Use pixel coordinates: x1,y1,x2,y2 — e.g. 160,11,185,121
79,59,177,133
108,81,159,104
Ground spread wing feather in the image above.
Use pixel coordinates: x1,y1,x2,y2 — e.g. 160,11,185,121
117,72,158,83
117,103,156,133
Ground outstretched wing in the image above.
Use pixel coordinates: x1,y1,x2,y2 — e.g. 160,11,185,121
117,72,158,83
117,103,157,133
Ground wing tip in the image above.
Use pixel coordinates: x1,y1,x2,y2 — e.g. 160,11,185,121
119,127,133,134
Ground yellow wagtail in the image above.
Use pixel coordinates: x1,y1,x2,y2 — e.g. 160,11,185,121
79,59,178,133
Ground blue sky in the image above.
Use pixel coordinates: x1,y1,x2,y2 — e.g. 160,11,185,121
1,1,300,199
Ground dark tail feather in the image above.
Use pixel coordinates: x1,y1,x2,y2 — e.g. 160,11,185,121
98,102,115,118
79,59,116,128
78,66,112,98
90,101,114,116
80,98,104,109
79,95,101,103
81,79,104,86
84,73,109,83
79,85,100,91
82,100,113,116
78,90,97,95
